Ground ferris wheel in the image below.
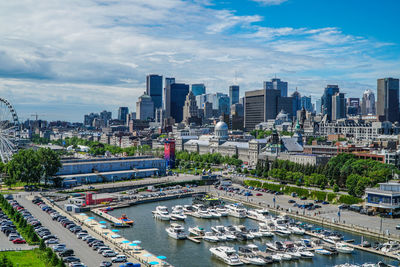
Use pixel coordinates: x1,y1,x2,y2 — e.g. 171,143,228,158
0,98,19,163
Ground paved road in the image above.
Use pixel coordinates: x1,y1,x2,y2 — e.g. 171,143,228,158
18,193,110,267
0,230,36,251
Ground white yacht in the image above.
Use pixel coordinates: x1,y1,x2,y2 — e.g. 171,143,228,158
226,204,247,218
381,241,400,253
336,243,354,254
216,207,229,216
277,253,292,261
153,206,171,221
216,233,227,241
210,246,243,266
203,232,219,243
274,226,291,237
234,225,254,240
240,255,265,265
266,241,284,252
287,251,301,260
192,205,213,219
208,208,222,218
165,223,187,239
258,221,275,237
170,210,187,221
172,205,184,213
297,249,314,259
183,205,193,212
247,209,270,221
289,226,305,235
271,254,283,262
188,226,205,236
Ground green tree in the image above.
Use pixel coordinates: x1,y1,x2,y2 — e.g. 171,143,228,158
37,148,62,186
6,149,43,185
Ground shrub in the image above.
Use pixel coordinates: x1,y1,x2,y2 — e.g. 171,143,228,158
327,193,337,203
338,194,362,205
310,190,327,201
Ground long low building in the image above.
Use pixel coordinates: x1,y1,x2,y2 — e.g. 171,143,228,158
56,156,166,188
365,183,400,215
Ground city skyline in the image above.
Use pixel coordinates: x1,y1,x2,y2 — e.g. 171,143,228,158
1,0,400,121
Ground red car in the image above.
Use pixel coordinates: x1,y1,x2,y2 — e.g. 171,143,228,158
256,193,263,196
12,238,26,244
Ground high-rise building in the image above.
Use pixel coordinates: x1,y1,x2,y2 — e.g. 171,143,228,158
191,84,206,96
361,89,376,115
169,83,189,123
163,77,175,117
301,96,313,112
377,78,399,122
332,92,346,121
321,85,340,121
84,113,99,126
315,99,322,114
99,110,112,125
203,102,213,119
118,107,129,124
264,78,288,97
195,93,230,116
146,74,163,110
347,98,360,116
291,90,301,117
244,88,293,130
231,103,244,130
136,93,154,121
182,91,201,125
229,85,240,106
218,95,230,115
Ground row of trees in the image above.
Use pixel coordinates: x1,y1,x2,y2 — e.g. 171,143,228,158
249,129,293,139
256,153,398,197
176,151,243,168
1,148,61,188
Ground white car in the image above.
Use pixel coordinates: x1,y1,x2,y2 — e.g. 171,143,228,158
97,247,111,254
102,250,117,257
45,239,59,245
69,263,87,267
111,255,127,263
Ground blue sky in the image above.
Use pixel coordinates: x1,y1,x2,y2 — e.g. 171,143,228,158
0,0,399,121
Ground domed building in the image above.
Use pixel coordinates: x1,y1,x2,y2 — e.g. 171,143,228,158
275,109,290,125
214,121,228,139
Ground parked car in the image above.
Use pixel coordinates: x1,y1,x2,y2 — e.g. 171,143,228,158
12,238,26,244
111,255,127,263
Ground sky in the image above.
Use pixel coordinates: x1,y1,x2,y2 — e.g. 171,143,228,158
0,0,399,122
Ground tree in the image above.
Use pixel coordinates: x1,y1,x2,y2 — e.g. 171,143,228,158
333,184,339,192
37,148,62,186
39,239,46,250
6,149,43,185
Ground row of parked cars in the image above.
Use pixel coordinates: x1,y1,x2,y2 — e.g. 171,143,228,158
32,197,134,267
0,206,26,244
32,197,86,267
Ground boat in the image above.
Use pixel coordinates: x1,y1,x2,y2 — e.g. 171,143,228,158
234,225,254,240
298,249,314,259
287,251,301,260
336,243,354,254
247,209,270,221
212,225,236,241
111,222,131,228
274,226,291,237
381,241,400,253
216,233,227,241
315,249,334,255
323,245,338,255
170,210,187,221
165,223,187,239
203,232,219,242
153,206,171,221
289,226,305,235
188,226,205,236
216,207,229,216
208,208,222,218
271,254,282,262
226,203,247,218
183,205,194,212
240,254,265,265
209,246,243,266
266,241,284,251
100,207,113,212
277,253,292,261
192,205,213,219
248,229,263,238
119,214,134,225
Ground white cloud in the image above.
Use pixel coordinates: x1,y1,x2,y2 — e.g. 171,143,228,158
251,0,289,6
0,0,398,121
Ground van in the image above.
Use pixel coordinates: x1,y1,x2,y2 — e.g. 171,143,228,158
111,255,127,263
220,179,232,187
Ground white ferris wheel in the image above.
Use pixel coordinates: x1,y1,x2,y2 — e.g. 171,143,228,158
0,98,19,163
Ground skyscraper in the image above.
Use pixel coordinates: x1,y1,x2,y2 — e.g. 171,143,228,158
146,74,163,109
264,78,288,97
332,92,346,121
321,85,340,121
301,96,313,112
169,83,189,123
315,99,322,114
191,84,206,96
377,78,399,122
291,90,301,117
347,98,360,116
229,85,240,106
163,77,175,117
136,93,154,121
361,89,376,115
182,91,201,125
118,107,129,124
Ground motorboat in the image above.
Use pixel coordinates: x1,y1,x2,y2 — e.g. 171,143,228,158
183,205,193,212
289,226,305,235
287,251,301,260
226,203,247,218
276,253,292,261
240,254,265,265
170,209,187,221
322,245,338,255
274,226,291,237
203,232,219,243
209,246,243,266
271,254,282,262
153,206,171,221
118,214,134,225
165,223,187,240
188,226,205,236
234,225,254,240
247,209,270,221
172,205,184,212
248,229,263,238
266,241,284,252
192,205,213,219
258,222,275,237
297,249,314,259
216,207,229,216
336,243,354,254
212,226,236,241
381,241,400,253
216,233,227,242
208,208,222,218
315,249,334,255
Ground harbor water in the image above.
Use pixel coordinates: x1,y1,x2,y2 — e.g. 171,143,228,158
91,198,399,267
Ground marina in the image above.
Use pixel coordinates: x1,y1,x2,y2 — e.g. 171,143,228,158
88,197,400,267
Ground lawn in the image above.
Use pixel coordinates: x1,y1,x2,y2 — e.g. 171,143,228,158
0,249,47,267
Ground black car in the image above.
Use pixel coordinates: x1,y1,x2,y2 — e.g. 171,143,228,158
288,200,296,204
59,249,74,257
300,196,307,200
63,256,80,263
